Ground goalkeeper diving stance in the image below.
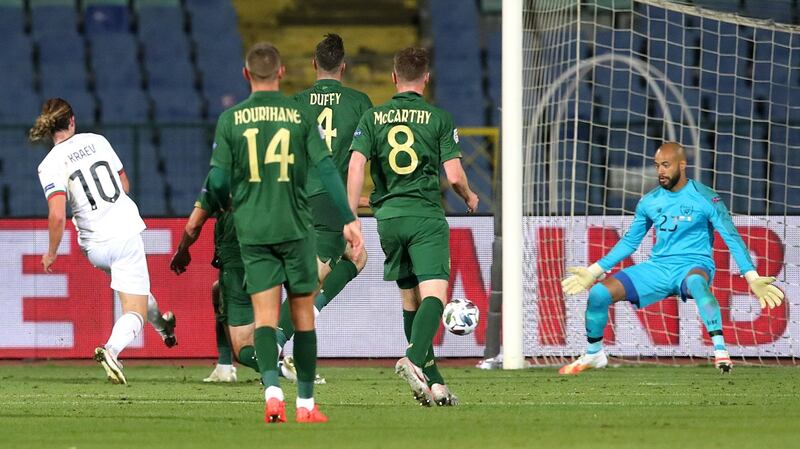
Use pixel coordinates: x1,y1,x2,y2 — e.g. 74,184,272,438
560,142,784,374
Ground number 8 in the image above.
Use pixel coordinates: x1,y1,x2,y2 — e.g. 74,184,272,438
388,125,418,175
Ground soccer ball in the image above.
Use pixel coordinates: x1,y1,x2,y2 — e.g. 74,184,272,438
442,298,479,335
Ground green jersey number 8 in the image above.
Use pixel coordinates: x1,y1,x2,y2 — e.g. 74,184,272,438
243,127,294,183
388,125,418,175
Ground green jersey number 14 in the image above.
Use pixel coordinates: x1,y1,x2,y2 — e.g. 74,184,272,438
243,128,295,182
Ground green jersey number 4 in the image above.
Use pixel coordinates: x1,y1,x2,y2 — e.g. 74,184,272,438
243,128,294,183
318,107,337,152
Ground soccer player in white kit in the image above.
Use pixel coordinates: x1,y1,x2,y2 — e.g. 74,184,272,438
31,98,177,384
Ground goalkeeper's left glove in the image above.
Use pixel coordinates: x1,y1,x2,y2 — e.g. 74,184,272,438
744,271,784,309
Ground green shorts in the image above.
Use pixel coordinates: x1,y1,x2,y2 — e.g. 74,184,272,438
377,216,450,287
310,193,347,265
239,235,318,295
219,263,253,326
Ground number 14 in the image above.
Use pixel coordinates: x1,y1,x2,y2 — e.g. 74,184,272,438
243,127,294,182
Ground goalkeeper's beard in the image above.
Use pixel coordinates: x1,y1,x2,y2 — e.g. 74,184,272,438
659,172,681,190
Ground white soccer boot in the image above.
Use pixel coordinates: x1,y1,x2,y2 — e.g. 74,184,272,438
558,350,608,375
395,357,433,406
279,356,326,384
203,364,237,382
94,346,127,385
431,383,459,406
714,349,733,373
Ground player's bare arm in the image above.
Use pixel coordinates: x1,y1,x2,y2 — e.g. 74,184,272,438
42,193,67,273
118,170,131,194
171,206,211,275
443,158,478,213
347,151,368,215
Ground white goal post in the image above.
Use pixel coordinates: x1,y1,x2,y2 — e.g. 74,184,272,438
501,0,800,368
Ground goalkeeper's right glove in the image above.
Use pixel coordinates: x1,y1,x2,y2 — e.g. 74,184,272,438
744,271,784,309
561,263,606,295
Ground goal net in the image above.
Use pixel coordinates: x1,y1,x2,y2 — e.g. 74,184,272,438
519,0,800,365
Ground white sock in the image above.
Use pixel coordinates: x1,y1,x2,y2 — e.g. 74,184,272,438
265,386,284,401
105,312,144,358
217,364,233,371
147,294,167,333
296,397,315,410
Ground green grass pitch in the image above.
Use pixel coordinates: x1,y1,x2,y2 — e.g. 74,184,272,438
1,362,798,448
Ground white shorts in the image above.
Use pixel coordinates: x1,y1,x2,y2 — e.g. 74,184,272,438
83,233,151,296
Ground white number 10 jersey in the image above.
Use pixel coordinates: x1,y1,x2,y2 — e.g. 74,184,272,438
37,133,146,247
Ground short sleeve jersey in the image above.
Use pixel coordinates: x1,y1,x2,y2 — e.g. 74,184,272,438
194,176,241,267
598,179,756,274
293,79,373,197
350,92,462,220
37,132,145,246
209,91,331,245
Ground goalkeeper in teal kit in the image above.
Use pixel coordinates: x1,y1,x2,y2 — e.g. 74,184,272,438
561,142,784,374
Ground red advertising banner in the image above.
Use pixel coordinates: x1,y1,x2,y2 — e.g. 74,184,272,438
0,219,217,358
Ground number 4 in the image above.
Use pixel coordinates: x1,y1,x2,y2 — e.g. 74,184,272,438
243,128,294,182
317,107,337,152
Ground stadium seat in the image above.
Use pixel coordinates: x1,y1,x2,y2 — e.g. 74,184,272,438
186,0,238,37
151,87,202,121
40,61,89,92
83,4,130,34
0,1,25,36
137,6,185,43
30,3,79,38
159,127,212,214
146,58,195,90
0,87,40,124
98,88,150,124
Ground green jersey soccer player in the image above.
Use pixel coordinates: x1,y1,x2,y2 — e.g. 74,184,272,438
348,47,479,407
206,42,362,424
275,34,373,368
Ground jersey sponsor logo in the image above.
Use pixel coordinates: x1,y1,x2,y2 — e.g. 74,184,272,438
680,204,693,216
453,128,459,143
353,128,363,138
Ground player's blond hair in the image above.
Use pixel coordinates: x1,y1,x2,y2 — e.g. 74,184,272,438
245,42,281,82
393,47,430,82
29,98,73,143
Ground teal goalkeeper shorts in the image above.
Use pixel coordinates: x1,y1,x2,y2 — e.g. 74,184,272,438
611,256,715,308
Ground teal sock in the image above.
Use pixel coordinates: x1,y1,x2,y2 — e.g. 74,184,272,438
406,297,444,367
711,335,727,351
293,330,317,399
686,275,723,335
215,321,232,365
317,259,359,309
585,283,612,342
276,299,294,348
587,341,603,354
237,345,260,373
254,326,280,387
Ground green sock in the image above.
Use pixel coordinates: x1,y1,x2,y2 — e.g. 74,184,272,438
403,309,444,386
215,321,233,365
317,259,359,309
276,299,294,348
237,345,259,373
406,297,444,367
254,326,280,387
293,330,317,399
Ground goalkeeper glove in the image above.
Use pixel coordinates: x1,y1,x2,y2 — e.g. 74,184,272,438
561,263,606,295
744,271,784,309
